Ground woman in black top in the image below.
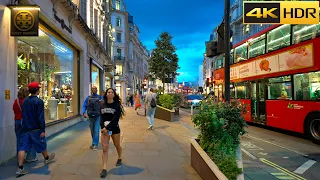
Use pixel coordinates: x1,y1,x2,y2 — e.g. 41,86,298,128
99,88,124,178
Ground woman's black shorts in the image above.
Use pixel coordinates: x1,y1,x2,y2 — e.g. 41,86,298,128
101,124,120,135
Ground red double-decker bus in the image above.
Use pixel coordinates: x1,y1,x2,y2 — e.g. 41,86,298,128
212,24,320,143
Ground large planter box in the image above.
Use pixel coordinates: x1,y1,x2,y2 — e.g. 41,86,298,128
191,139,228,180
154,105,175,121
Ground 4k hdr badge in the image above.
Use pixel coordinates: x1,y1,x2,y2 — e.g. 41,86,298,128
14,10,35,32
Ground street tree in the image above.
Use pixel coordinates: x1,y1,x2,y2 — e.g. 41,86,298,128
149,32,179,93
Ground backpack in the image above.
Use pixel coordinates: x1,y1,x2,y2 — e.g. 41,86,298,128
87,96,101,117
150,94,156,108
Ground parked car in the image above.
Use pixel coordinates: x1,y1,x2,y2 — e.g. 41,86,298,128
181,94,204,108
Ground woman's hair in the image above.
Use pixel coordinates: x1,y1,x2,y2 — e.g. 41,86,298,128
18,87,29,99
104,88,125,118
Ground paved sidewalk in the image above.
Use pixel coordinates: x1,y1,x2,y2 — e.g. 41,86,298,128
0,107,201,180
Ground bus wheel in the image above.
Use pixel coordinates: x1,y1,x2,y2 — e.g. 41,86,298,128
305,114,320,144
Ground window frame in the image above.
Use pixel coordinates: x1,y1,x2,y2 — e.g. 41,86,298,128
266,24,291,53
116,32,121,42
267,76,292,100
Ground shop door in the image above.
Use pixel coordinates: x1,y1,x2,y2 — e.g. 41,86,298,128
250,80,267,123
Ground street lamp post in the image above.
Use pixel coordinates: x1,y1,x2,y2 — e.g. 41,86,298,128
224,0,231,103
224,1,244,180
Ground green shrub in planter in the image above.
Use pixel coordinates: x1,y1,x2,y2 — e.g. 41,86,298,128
158,94,174,110
169,93,183,107
192,99,247,180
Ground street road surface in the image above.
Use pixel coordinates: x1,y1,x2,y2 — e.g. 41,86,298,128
242,125,320,180
179,108,320,180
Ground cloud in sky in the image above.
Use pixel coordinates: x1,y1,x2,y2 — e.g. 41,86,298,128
125,0,224,83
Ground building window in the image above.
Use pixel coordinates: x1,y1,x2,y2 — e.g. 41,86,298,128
267,24,290,52
116,48,121,57
116,32,121,42
115,0,120,10
243,24,250,35
94,9,98,35
116,17,121,27
17,27,78,123
116,65,123,75
91,64,100,91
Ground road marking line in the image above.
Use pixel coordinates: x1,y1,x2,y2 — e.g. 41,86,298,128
271,172,287,175
276,176,295,179
260,158,307,180
293,160,316,174
247,135,308,157
259,152,268,155
241,148,257,159
271,172,295,179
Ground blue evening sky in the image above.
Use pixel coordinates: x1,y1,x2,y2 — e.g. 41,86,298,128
125,0,225,83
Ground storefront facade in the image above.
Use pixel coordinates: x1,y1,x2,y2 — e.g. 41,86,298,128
0,0,113,164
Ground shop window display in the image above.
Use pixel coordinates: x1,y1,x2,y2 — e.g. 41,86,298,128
17,27,78,123
91,64,100,91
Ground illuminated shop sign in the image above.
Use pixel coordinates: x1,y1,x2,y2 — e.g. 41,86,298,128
9,5,40,36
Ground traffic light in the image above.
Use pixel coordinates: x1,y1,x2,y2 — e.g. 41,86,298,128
216,22,233,54
206,40,218,57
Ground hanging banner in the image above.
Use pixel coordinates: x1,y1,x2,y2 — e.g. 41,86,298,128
10,5,40,36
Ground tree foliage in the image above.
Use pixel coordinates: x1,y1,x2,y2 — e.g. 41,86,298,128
149,32,179,81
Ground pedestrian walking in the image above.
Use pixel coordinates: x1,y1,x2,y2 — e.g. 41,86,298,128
129,94,134,107
134,93,141,115
82,86,103,150
99,88,124,178
126,93,130,106
12,87,37,165
16,82,55,176
144,88,157,130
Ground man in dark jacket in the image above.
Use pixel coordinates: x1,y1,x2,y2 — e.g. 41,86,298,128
82,86,103,150
16,82,55,176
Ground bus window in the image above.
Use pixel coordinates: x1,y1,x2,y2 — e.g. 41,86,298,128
293,24,320,44
294,72,320,101
235,82,249,99
249,34,265,58
234,43,248,63
268,76,292,100
267,25,291,52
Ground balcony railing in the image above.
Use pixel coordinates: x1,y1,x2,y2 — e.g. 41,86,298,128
113,56,125,60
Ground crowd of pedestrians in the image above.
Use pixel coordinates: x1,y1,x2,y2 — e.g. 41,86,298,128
13,82,157,178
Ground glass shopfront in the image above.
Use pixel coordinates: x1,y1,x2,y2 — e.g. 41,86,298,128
91,64,100,91
17,25,79,123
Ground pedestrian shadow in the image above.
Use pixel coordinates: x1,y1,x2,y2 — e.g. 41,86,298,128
108,164,144,175
28,161,55,175
154,125,169,129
